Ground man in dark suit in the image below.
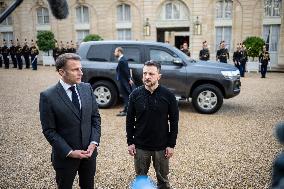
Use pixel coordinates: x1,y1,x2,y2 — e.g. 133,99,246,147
114,47,134,116
39,53,101,189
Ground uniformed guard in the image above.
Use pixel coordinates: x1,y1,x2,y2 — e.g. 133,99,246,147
216,41,229,63
2,40,10,69
52,41,60,61
59,41,67,55
239,43,248,77
9,40,17,68
180,42,191,57
22,39,30,69
199,41,210,61
259,45,270,78
233,44,242,74
70,41,76,53
15,39,23,70
66,41,72,53
30,40,39,70
0,43,2,68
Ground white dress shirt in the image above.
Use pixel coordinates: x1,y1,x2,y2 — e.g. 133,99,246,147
59,79,81,109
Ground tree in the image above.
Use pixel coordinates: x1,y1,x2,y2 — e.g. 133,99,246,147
83,34,103,42
37,31,55,55
243,36,265,60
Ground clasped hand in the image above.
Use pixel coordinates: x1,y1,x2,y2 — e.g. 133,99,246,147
68,143,96,159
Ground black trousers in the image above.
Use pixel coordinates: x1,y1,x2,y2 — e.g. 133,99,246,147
23,55,30,68
11,55,17,68
3,55,9,69
31,56,37,70
55,157,97,189
16,55,23,69
119,81,132,112
0,56,2,67
261,64,268,78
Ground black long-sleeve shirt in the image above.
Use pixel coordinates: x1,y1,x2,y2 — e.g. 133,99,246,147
126,85,179,151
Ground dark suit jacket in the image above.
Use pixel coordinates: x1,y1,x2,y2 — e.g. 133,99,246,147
39,82,101,168
116,56,132,94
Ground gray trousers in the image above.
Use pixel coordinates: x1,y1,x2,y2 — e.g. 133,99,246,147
134,148,171,189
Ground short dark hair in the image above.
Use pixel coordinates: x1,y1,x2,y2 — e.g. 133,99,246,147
55,53,81,71
144,60,161,73
116,47,124,54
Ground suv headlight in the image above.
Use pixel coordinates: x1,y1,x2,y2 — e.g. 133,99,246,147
221,70,240,79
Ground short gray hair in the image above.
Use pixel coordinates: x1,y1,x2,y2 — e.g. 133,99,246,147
55,53,81,71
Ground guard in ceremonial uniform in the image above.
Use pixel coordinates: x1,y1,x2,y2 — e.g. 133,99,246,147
180,42,191,57
52,41,60,61
240,43,248,77
59,41,67,55
259,45,270,78
22,39,30,69
9,40,17,68
15,39,23,70
2,40,10,69
216,41,229,63
233,45,242,74
70,41,76,53
199,41,210,61
30,40,39,70
0,44,2,68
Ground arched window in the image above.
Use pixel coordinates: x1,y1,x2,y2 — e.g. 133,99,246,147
117,4,131,22
162,1,188,20
0,8,12,25
264,0,282,17
216,0,233,19
76,6,89,24
37,7,49,25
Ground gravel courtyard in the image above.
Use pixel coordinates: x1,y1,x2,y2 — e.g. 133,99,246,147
0,66,283,189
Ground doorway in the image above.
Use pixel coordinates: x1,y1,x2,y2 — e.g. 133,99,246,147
156,27,190,49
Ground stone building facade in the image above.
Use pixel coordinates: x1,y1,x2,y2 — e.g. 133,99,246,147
0,0,283,68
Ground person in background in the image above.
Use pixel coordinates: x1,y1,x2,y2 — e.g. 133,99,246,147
114,47,134,116
30,40,39,70
126,60,179,189
233,44,242,74
53,41,60,61
2,39,10,69
9,40,17,68
22,39,30,69
259,45,270,78
239,43,248,77
180,42,191,57
199,41,210,61
15,39,23,70
216,41,229,63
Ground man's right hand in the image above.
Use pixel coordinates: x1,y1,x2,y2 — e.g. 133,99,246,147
68,150,89,159
128,144,136,156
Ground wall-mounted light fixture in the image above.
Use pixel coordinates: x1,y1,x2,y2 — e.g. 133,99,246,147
194,16,202,35
143,18,151,36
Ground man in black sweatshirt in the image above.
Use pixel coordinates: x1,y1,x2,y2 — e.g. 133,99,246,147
126,60,179,189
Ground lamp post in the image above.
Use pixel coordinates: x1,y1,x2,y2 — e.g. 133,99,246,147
194,16,202,35
143,18,151,36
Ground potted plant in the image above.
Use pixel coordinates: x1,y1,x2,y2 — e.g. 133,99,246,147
83,34,103,42
243,36,265,72
37,31,56,66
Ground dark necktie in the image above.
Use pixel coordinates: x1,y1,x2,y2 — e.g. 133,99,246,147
69,86,80,110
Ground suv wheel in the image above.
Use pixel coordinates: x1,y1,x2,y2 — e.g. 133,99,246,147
92,81,118,108
191,84,223,114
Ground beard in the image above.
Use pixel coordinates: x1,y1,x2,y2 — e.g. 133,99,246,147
143,79,157,88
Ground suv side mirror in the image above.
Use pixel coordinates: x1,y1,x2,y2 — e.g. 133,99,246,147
173,58,183,65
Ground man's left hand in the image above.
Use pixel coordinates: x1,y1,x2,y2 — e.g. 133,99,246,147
165,147,174,159
84,143,97,158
